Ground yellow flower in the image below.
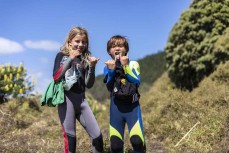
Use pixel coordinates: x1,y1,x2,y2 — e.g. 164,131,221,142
9,73,13,80
19,88,23,94
4,85,9,91
16,73,20,79
17,67,21,73
1,68,5,74
4,74,7,81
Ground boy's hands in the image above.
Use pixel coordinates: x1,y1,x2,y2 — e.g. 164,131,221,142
120,54,129,66
105,53,129,69
105,59,116,69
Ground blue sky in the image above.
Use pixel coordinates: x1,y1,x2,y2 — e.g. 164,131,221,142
0,0,192,93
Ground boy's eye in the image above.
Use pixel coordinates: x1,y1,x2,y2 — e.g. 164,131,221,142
112,44,124,48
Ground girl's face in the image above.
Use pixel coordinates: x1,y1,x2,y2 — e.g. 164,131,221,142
69,34,87,54
109,44,127,60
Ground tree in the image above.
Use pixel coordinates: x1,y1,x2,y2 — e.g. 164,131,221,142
165,0,229,90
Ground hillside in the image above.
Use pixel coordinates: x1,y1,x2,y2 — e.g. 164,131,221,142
0,60,228,153
141,60,229,152
87,51,166,102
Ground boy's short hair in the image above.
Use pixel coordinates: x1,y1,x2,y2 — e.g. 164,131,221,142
107,35,129,54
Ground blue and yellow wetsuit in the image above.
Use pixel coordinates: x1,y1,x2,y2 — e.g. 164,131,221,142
104,60,146,153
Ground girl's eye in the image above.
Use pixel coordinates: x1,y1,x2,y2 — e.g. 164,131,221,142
75,41,87,45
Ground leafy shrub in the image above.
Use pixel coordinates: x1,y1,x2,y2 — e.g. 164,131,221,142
165,0,229,90
0,63,35,103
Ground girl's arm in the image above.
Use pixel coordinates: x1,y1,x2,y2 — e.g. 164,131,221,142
53,52,72,82
84,66,95,88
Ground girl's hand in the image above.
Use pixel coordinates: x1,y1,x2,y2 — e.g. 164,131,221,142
69,48,81,59
105,59,116,69
88,56,100,67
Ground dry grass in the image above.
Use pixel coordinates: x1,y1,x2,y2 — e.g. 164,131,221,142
140,61,229,152
0,61,228,153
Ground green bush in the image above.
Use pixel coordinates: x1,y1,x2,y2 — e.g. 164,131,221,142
165,0,229,90
0,63,35,102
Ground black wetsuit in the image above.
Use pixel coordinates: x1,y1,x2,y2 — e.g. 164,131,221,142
53,52,103,153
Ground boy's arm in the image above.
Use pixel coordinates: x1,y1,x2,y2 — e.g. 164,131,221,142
103,66,115,92
123,61,140,86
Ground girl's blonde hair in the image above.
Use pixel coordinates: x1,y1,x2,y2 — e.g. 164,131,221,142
61,26,91,66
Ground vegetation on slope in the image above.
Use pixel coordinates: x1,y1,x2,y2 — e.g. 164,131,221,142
0,61,228,153
141,61,229,152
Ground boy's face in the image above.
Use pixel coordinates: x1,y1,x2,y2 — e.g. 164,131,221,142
109,44,127,60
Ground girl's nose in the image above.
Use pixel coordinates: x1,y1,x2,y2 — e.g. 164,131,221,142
78,42,83,46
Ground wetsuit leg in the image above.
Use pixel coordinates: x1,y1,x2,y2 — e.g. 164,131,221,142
58,95,77,153
109,98,125,153
125,104,146,153
76,98,103,153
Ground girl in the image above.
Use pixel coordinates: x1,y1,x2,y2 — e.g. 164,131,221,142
53,26,103,153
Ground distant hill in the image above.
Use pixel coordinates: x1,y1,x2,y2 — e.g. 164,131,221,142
87,51,166,102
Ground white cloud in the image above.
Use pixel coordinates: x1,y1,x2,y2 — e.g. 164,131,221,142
24,40,61,51
0,37,24,54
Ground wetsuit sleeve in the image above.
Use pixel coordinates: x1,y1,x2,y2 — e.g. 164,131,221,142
103,66,115,92
53,52,73,82
84,66,95,88
123,61,140,86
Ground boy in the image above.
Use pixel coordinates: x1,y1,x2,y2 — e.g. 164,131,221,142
104,35,146,153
